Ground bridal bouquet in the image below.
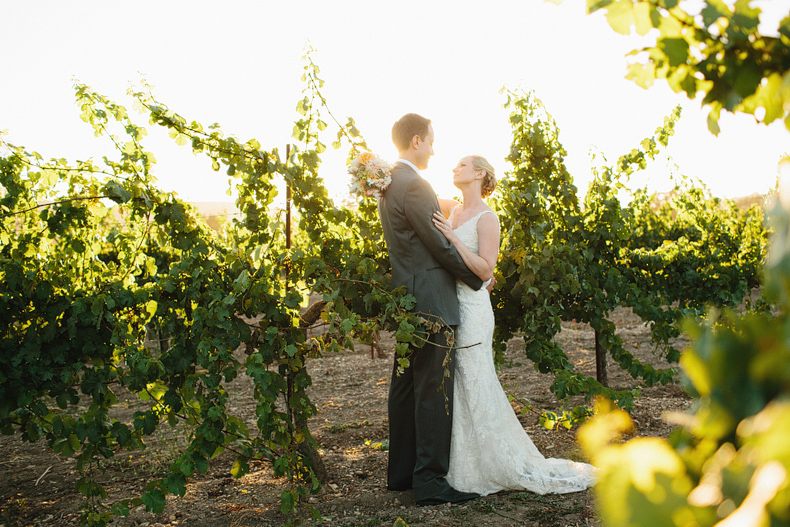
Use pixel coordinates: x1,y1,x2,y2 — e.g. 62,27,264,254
348,152,392,199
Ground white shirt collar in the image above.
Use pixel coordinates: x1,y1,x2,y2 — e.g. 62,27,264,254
395,158,421,175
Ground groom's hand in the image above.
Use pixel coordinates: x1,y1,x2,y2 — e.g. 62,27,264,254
486,277,496,293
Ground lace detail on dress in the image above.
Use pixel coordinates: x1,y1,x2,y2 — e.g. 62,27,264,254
446,209,596,496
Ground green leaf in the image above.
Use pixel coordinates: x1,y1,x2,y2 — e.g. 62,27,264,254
142,489,166,513
394,320,415,343
658,38,689,68
166,473,186,496
71,238,87,254
103,180,132,204
41,170,58,187
231,456,249,478
596,439,695,526
701,0,731,27
732,0,760,34
91,298,104,317
733,63,762,98
194,455,209,474
280,489,296,513
540,411,558,430
605,0,636,35
233,269,250,293
587,0,614,14
145,257,158,277
633,0,653,35
295,97,309,116
707,109,721,135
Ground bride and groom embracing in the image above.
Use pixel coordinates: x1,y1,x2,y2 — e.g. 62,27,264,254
377,113,596,506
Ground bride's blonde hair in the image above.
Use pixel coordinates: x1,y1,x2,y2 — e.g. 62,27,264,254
471,156,497,198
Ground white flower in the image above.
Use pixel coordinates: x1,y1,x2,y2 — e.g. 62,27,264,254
348,152,392,200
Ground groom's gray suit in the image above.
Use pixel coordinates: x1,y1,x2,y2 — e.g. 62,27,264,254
378,161,483,502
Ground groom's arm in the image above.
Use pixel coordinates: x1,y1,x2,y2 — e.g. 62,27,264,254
404,178,484,291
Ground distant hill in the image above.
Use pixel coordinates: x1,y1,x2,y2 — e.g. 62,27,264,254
648,191,767,212
189,195,767,234
730,193,766,210
191,202,240,231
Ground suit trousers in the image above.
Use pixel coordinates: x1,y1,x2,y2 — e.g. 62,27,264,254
387,329,455,501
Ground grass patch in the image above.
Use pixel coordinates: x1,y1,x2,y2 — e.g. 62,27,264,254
364,438,389,451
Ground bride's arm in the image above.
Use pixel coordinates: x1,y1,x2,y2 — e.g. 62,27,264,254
437,198,460,218
432,211,499,282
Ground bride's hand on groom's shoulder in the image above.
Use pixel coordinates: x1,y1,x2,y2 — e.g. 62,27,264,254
433,211,459,244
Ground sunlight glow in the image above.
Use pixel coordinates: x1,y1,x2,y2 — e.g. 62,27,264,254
1,0,787,206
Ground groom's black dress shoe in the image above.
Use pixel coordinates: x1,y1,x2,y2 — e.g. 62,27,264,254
416,488,479,506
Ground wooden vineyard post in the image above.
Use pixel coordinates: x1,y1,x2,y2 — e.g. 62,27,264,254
595,329,609,387
281,143,329,483
285,144,291,294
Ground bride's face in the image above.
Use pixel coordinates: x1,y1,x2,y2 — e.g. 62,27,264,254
452,156,482,190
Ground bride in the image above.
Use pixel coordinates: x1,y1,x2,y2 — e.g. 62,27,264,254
432,155,596,496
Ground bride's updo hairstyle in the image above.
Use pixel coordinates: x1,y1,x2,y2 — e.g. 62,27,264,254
471,155,497,198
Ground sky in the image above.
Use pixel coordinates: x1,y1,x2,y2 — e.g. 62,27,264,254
2,0,789,206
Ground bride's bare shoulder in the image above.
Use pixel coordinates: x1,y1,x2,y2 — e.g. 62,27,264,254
478,207,500,230
438,198,461,219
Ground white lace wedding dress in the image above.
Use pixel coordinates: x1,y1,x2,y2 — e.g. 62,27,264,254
445,209,596,496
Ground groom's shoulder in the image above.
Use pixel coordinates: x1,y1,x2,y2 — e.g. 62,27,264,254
388,164,418,190
391,162,417,179
391,172,432,200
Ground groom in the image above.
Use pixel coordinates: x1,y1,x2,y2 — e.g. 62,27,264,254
378,113,483,505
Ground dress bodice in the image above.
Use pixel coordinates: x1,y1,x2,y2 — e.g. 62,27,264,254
449,207,497,258
448,207,497,299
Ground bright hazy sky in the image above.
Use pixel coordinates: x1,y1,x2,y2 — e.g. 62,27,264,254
2,0,788,204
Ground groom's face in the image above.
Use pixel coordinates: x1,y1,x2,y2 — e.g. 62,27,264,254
414,125,435,170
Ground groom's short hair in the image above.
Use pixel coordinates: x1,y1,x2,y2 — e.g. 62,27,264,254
392,113,432,151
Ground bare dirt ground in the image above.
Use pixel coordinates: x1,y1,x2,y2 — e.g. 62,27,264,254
0,307,691,527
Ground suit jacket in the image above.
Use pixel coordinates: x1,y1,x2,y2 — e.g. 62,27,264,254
378,162,483,326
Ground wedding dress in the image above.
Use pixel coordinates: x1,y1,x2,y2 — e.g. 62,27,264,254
445,209,596,496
